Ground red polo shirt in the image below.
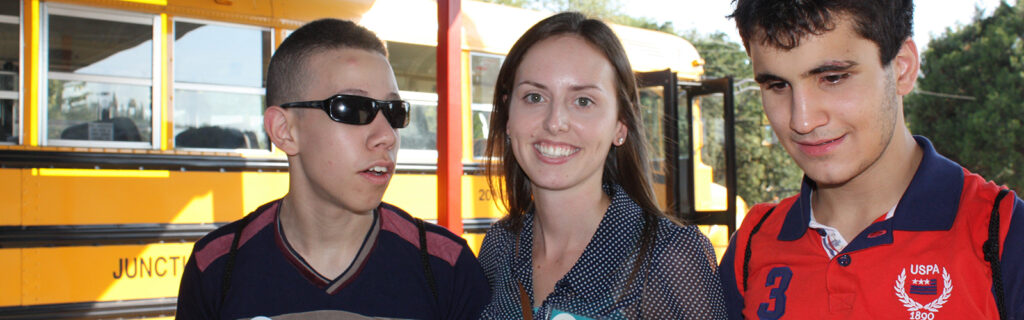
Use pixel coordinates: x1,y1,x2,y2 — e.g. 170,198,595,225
720,137,1024,319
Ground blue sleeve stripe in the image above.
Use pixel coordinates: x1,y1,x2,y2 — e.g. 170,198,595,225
1000,196,1024,319
719,232,744,319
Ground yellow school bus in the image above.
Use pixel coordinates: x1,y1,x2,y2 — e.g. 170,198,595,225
0,0,744,317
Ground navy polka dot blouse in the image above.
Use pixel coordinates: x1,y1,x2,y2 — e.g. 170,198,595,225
478,184,727,319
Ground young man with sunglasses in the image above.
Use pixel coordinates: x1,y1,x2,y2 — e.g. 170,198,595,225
719,0,1023,319
176,19,489,319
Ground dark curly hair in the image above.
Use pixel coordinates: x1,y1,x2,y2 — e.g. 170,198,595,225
729,0,914,64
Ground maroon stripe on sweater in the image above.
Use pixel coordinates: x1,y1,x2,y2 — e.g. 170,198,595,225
379,208,462,267
196,202,279,272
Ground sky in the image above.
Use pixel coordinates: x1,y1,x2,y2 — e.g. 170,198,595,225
622,0,1009,52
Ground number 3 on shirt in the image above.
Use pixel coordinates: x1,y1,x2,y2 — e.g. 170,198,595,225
757,266,792,320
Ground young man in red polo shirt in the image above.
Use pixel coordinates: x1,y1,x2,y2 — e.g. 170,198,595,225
720,1,1023,319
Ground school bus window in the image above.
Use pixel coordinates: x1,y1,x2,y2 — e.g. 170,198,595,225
174,21,268,87
471,108,491,159
47,82,151,142
173,20,271,150
397,92,439,163
0,1,17,16
44,6,154,147
636,86,671,209
470,53,502,159
639,87,667,165
471,53,501,105
387,41,438,163
387,41,436,94
401,101,438,151
0,3,19,144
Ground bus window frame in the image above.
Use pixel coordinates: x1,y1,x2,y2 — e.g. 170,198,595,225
0,5,21,146
386,41,437,94
170,17,273,153
683,77,739,234
40,3,161,149
396,90,439,164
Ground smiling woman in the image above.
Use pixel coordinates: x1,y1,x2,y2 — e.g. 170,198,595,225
477,12,727,319
505,34,626,195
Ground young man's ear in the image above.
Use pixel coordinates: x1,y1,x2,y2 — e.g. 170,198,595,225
893,38,920,96
264,106,300,156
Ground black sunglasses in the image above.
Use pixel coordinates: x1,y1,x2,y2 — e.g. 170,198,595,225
280,94,411,128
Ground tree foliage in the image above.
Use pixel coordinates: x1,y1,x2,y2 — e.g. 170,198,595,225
905,1,1024,193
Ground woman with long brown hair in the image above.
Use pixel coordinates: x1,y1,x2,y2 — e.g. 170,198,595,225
477,11,726,319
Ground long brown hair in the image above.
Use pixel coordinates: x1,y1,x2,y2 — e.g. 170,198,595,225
484,11,669,273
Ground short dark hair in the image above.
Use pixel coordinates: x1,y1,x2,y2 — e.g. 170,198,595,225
265,19,387,107
729,0,914,64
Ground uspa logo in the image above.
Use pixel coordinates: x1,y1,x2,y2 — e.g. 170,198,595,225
893,264,952,320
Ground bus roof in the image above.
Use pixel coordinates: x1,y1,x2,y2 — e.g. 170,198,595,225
357,0,705,81
140,0,705,81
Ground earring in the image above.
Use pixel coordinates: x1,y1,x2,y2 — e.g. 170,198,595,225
617,137,625,145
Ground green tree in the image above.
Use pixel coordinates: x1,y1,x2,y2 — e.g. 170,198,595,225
684,31,804,204
905,1,1024,193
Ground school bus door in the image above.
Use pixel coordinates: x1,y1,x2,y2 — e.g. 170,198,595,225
636,71,738,235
